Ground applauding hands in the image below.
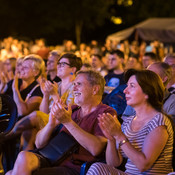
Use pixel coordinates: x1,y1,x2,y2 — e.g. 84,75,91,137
98,113,123,141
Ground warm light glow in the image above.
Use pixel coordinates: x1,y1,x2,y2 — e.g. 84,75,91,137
127,0,133,6
117,0,123,5
117,0,133,6
111,16,122,25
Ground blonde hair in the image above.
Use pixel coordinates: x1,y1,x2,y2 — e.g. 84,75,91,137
23,54,45,79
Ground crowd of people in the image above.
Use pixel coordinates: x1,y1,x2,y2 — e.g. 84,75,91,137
0,36,174,175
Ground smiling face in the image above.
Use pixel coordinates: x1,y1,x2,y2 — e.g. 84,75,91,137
124,75,148,107
57,58,73,79
73,74,93,106
20,60,38,81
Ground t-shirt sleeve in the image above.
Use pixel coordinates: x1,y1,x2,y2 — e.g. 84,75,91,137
93,106,117,137
147,113,172,134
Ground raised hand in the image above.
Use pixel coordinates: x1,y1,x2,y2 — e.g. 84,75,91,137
12,74,19,91
98,113,114,141
45,80,58,95
98,113,122,140
40,78,49,95
48,110,60,128
50,99,72,124
0,72,8,92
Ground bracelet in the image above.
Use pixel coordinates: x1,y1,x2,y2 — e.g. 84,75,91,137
119,137,129,147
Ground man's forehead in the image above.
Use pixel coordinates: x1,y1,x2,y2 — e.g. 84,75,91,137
143,56,151,60
109,54,117,58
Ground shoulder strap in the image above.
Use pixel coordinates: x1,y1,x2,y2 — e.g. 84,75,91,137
25,84,40,102
163,92,173,104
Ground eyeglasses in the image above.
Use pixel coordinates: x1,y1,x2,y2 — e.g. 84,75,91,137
57,62,71,67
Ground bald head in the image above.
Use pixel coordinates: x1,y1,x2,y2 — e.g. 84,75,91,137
147,62,172,86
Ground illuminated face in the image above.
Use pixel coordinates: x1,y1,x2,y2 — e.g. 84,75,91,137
57,58,72,79
126,57,138,69
142,56,154,69
73,74,93,106
47,55,57,72
124,75,147,107
91,56,101,69
20,60,37,80
108,54,122,70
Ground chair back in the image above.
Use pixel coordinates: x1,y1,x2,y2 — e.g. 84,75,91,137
0,94,18,140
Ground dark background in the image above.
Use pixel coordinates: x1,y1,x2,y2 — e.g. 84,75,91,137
0,0,175,46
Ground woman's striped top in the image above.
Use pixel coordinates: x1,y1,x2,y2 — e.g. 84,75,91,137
120,113,174,175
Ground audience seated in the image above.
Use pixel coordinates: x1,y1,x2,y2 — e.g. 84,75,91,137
148,62,175,124
129,40,139,57
86,69,174,175
1,54,44,118
104,50,125,94
5,70,117,175
8,53,82,150
1,54,45,172
125,53,142,70
142,52,159,69
124,62,175,123
4,57,17,82
164,54,175,93
90,54,108,77
0,36,174,174
15,57,24,79
46,51,61,83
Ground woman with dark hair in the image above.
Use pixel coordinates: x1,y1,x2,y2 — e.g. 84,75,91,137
87,69,174,174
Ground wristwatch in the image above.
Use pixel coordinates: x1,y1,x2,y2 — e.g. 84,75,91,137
119,137,129,147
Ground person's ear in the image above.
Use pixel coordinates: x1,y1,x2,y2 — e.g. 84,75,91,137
33,69,40,77
145,94,149,99
162,76,168,84
71,67,77,74
92,85,100,95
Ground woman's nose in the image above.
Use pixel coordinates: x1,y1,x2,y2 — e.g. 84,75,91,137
124,86,128,94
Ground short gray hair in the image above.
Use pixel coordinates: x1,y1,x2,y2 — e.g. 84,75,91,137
23,54,45,79
76,69,105,95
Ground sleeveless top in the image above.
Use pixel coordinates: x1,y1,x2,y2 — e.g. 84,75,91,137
120,113,173,175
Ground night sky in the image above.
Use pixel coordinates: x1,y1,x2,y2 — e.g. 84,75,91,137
0,0,174,45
